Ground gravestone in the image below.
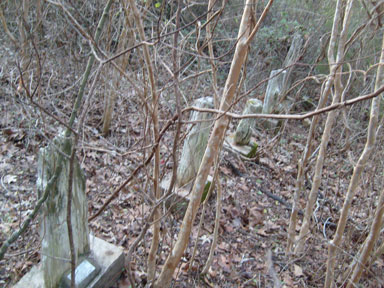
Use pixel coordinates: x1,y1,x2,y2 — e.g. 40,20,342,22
262,69,285,115
37,135,90,287
177,97,214,187
261,33,303,130
15,134,124,288
235,98,263,145
261,69,284,130
281,32,303,92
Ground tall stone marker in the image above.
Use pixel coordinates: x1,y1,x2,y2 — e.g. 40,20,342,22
177,97,214,187
262,33,303,130
38,135,89,287
15,134,124,288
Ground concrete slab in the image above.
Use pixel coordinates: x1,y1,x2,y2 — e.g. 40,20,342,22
62,258,101,288
14,235,125,288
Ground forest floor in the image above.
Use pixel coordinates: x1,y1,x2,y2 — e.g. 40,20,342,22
0,16,384,285
1,80,384,288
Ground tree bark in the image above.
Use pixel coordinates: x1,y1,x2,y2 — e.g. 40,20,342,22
154,1,274,286
295,0,354,255
102,1,134,136
324,29,384,288
286,0,344,253
126,0,161,283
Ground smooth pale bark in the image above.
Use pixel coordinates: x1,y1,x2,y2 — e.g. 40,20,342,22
127,0,161,283
102,2,134,135
287,0,344,253
206,0,221,108
295,0,354,255
347,189,384,287
154,1,275,287
325,31,384,288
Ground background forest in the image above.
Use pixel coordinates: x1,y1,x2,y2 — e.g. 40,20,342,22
1,0,384,287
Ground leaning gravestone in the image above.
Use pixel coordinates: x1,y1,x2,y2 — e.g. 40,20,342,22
262,33,304,116
15,134,124,288
228,34,303,155
177,97,214,187
261,69,285,130
281,32,303,92
261,33,303,130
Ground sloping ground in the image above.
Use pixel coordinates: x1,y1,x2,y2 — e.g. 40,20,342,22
1,22,384,288
1,75,384,288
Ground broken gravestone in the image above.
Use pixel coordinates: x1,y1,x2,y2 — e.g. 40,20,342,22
261,69,285,130
262,33,303,130
235,98,263,145
177,97,214,187
15,134,124,288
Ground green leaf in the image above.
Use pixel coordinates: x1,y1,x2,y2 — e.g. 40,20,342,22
155,2,161,8
201,181,211,203
246,142,258,158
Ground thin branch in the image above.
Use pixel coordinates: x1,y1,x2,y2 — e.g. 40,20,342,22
66,137,77,288
0,173,59,260
88,113,179,221
184,83,384,121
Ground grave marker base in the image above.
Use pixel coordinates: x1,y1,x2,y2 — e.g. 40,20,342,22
15,235,124,288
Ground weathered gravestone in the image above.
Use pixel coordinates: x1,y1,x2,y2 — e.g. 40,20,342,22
261,69,285,130
235,98,263,145
262,33,303,130
177,97,214,187
37,135,89,287
161,97,214,216
15,134,124,288
227,34,303,156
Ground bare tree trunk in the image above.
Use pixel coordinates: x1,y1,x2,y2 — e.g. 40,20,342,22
201,166,222,274
324,30,384,288
294,0,354,255
126,0,161,283
17,0,30,92
102,1,135,136
206,0,222,108
347,189,384,287
154,1,275,287
287,0,344,253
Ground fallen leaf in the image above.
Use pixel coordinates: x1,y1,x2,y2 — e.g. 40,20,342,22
218,255,232,273
294,264,304,277
4,174,17,184
256,227,268,236
282,271,294,287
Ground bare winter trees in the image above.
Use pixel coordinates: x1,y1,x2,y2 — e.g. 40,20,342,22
155,1,274,286
2,0,384,287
